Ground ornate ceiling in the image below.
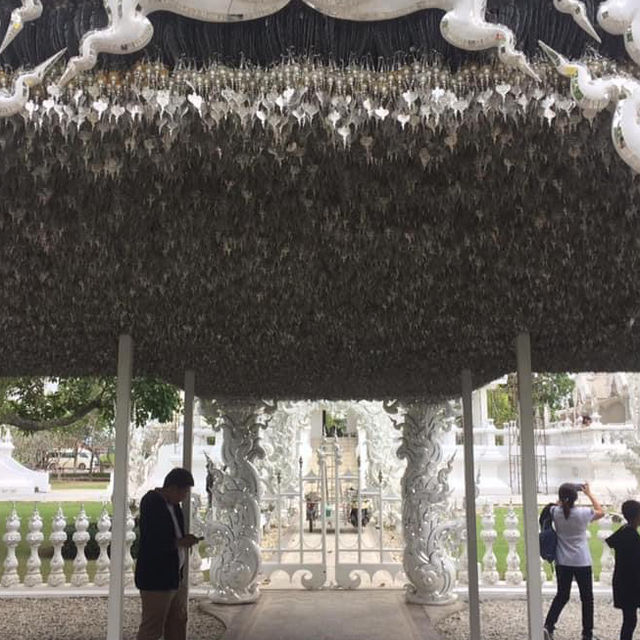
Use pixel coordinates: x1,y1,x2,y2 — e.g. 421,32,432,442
0,0,639,401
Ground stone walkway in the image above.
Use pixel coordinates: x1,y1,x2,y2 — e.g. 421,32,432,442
261,525,405,589
9,488,110,502
202,590,448,640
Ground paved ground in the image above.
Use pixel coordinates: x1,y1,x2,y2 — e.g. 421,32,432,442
435,597,623,640
0,596,225,640
261,524,405,589
202,590,448,640
8,488,110,502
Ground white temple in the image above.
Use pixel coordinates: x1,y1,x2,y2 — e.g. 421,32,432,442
0,427,50,495
129,373,640,504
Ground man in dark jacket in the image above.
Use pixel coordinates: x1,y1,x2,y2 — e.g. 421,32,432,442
135,467,200,640
606,500,640,640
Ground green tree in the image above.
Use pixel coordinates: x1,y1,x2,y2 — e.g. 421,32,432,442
0,376,181,433
487,386,517,428
532,373,575,412
487,372,575,426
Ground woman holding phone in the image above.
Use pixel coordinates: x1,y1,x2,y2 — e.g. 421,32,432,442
544,482,604,640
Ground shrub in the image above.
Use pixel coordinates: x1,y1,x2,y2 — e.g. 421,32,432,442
62,522,101,560
60,520,141,560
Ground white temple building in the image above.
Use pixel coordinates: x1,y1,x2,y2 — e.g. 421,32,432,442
0,427,50,495
128,373,640,505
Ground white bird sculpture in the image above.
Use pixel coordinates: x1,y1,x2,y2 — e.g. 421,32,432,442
0,48,66,117
552,0,601,42
597,0,640,66
539,40,640,173
0,0,43,55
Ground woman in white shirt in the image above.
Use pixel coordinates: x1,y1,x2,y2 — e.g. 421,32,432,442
544,482,604,640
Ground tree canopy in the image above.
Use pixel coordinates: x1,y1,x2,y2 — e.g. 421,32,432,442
487,372,576,428
0,376,181,433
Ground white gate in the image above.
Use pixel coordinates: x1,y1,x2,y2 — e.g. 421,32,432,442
261,438,404,589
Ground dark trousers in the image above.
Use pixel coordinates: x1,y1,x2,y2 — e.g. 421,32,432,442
621,607,638,640
544,564,594,637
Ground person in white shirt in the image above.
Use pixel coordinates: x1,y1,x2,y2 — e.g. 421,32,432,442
544,482,604,640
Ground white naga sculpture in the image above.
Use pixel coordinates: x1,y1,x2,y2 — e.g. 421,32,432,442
540,41,640,173
0,0,42,54
551,0,601,42
0,0,539,90
0,49,65,117
597,0,640,65
551,0,640,66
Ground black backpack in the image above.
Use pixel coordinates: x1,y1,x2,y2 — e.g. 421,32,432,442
539,502,557,563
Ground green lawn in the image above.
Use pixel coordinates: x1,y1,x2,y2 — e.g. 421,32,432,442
50,481,109,491
475,506,617,581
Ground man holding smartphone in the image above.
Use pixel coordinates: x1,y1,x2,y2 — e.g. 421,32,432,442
135,467,202,640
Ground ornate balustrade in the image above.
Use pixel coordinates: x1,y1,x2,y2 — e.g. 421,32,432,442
453,420,636,451
540,421,635,450
0,499,623,596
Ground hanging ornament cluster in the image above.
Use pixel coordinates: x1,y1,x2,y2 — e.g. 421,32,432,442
0,0,637,171
1,52,640,400
0,56,634,159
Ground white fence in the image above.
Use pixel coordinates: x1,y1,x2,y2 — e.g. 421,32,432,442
0,501,619,595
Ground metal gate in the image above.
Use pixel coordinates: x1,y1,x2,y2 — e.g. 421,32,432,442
261,438,404,589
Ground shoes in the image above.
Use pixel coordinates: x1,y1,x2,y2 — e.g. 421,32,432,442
543,628,553,640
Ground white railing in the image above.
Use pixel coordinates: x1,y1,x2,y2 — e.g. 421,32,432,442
540,421,635,450
0,500,621,595
450,502,618,596
453,419,636,450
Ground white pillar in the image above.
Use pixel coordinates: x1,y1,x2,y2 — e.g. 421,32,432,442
516,333,544,640
107,334,133,640
461,369,481,640
181,369,195,585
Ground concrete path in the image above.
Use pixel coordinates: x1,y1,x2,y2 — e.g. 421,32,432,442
262,525,404,589
201,590,449,640
9,488,110,502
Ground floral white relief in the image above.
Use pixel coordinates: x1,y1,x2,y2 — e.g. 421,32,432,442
387,400,457,604
204,399,271,604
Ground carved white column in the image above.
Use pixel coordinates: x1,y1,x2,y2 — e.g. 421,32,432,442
48,506,67,587
189,495,205,587
503,503,523,585
257,402,308,498
71,506,90,587
24,506,44,587
94,506,112,587
123,505,136,587
204,399,270,604
457,526,469,586
389,400,457,604
480,502,499,585
1,505,21,587
598,514,614,585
